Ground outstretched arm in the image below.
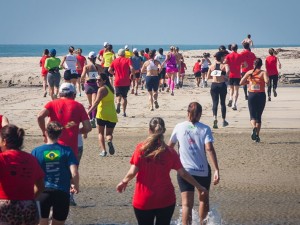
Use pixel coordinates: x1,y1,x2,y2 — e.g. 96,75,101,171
116,164,139,193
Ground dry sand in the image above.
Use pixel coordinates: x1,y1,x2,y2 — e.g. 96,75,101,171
0,47,300,224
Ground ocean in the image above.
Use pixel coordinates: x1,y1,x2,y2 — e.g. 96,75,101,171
0,44,299,57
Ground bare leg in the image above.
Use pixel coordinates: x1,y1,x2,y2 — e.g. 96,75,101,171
106,127,115,142
42,75,47,96
148,91,153,110
232,85,239,108
51,218,66,225
122,97,127,115
98,126,106,151
77,77,82,96
181,191,194,225
198,190,209,224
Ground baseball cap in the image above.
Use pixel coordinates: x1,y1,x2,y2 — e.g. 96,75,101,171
88,51,97,58
124,45,129,50
103,42,108,47
118,49,125,56
132,48,138,53
59,83,76,94
50,49,56,56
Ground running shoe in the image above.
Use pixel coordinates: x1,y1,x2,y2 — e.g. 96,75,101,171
213,120,218,129
171,92,174,96
116,103,121,114
268,96,271,101
43,92,47,97
222,120,229,127
204,81,208,87
227,100,232,107
273,90,277,97
255,136,260,143
100,150,107,157
107,141,115,155
251,128,257,140
90,119,96,128
69,193,77,206
154,101,159,109
232,106,237,110
166,87,170,92
245,95,248,100
141,86,144,90
131,89,134,94
122,113,127,117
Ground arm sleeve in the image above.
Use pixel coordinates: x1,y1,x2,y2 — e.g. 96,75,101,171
129,143,143,167
204,127,214,144
67,148,79,166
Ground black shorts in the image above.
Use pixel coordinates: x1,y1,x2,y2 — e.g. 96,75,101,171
145,76,159,92
96,118,116,128
64,70,78,80
77,73,82,78
37,188,69,221
104,67,113,77
201,67,209,73
134,72,141,79
194,72,201,78
158,68,166,80
115,86,130,98
177,166,211,192
229,78,241,86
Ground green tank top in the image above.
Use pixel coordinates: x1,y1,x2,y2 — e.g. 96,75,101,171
96,86,118,123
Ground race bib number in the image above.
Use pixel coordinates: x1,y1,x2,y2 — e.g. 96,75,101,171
211,70,222,77
88,72,97,79
251,83,260,91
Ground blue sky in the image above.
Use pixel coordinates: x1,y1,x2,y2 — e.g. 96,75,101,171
0,0,299,45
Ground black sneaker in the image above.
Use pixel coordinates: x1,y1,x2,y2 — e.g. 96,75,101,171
70,193,77,206
116,103,121,114
227,100,232,107
273,90,277,97
245,95,248,100
107,141,115,155
255,136,260,143
251,128,257,140
268,96,271,101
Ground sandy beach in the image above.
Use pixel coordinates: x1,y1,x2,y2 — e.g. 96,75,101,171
0,47,300,225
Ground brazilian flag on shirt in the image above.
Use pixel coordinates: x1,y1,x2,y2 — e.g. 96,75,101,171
44,150,61,162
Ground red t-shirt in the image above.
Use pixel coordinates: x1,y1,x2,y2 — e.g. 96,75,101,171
130,143,183,210
45,98,89,157
144,53,149,60
98,49,105,57
40,55,49,76
0,115,2,130
265,55,278,76
240,50,256,73
110,57,132,87
76,55,86,75
0,150,44,200
193,62,201,73
225,52,244,78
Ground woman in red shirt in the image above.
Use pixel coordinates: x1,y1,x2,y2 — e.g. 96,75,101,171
0,124,44,225
116,117,207,225
39,49,50,97
265,48,281,101
240,58,269,143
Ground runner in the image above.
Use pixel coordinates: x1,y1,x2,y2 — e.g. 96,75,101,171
154,48,167,91
265,48,281,101
207,52,229,128
242,34,254,48
179,57,187,88
102,44,115,85
81,51,103,128
165,46,178,96
117,117,207,225
44,49,61,100
87,73,118,157
139,50,147,90
175,47,183,88
76,48,87,97
224,43,245,110
169,102,220,224
141,50,162,111
193,59,202,87
39,49,50,97
60,46,81,87
144,48,150,59
200,52,211,88
240,42,256,100
130,48,143,95
124,45,133,59
108,49,134,117
0,124,44,225
240,58,269,143
97,42,109,66
32,121,79,224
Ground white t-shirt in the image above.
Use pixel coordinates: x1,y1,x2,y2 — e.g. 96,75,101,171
155,54,167,68
78,133,83,147
64,54,77,73
170,121,214,177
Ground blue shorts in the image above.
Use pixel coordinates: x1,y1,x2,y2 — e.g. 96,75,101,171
145,76,159,92
201,67,209,73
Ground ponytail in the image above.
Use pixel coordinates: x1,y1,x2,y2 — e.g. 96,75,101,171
187,102,202,124
46,121,76,140
0,124,25,150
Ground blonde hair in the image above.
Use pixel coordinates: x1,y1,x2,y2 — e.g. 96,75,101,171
140,117,167,159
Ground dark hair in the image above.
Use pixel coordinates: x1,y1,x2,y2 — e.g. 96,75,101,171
219,45,226,51
231,44,238,51
46,121,75,140
145,48,149,53
99,73,114,94
269,48,275,56
227,44,232,51
106,44,113,51
187,102,202,124
140,117,167,159
243,42,250,50
134,51,139,57
253,58,262,73
203,52,210,58
0,124,25,150
214,51,224,61
149,50,156,59
247,34,251,38
44,49,49,55
158,48,163,54
77,48,82,53
69,46,75,53
140,50,144,54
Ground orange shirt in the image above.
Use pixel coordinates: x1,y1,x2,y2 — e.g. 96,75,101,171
248,70,265,93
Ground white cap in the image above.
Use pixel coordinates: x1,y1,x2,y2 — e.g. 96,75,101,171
103,42,108,47
118,49,125,56
59,83,76,94
88,51,97,58
124,45,129,50
132,48,138,53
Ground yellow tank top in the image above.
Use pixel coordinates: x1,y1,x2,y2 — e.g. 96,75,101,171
103,52,115,67
96,86,118,123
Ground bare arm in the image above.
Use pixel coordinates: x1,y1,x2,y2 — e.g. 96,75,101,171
60,56,66,69
277,57,282,69
205,142,220,185
1,116,9,127
140,61,149,74
79,120,92,135
34,178,44,199
37,108,49,142
108,67,114,76
81,65,87,83
87,87,108,115
70,164,79,194
240,70,252,86
116,164,139,193
263,71,270,86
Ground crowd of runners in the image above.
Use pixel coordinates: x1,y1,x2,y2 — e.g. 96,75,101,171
0,34,283,225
